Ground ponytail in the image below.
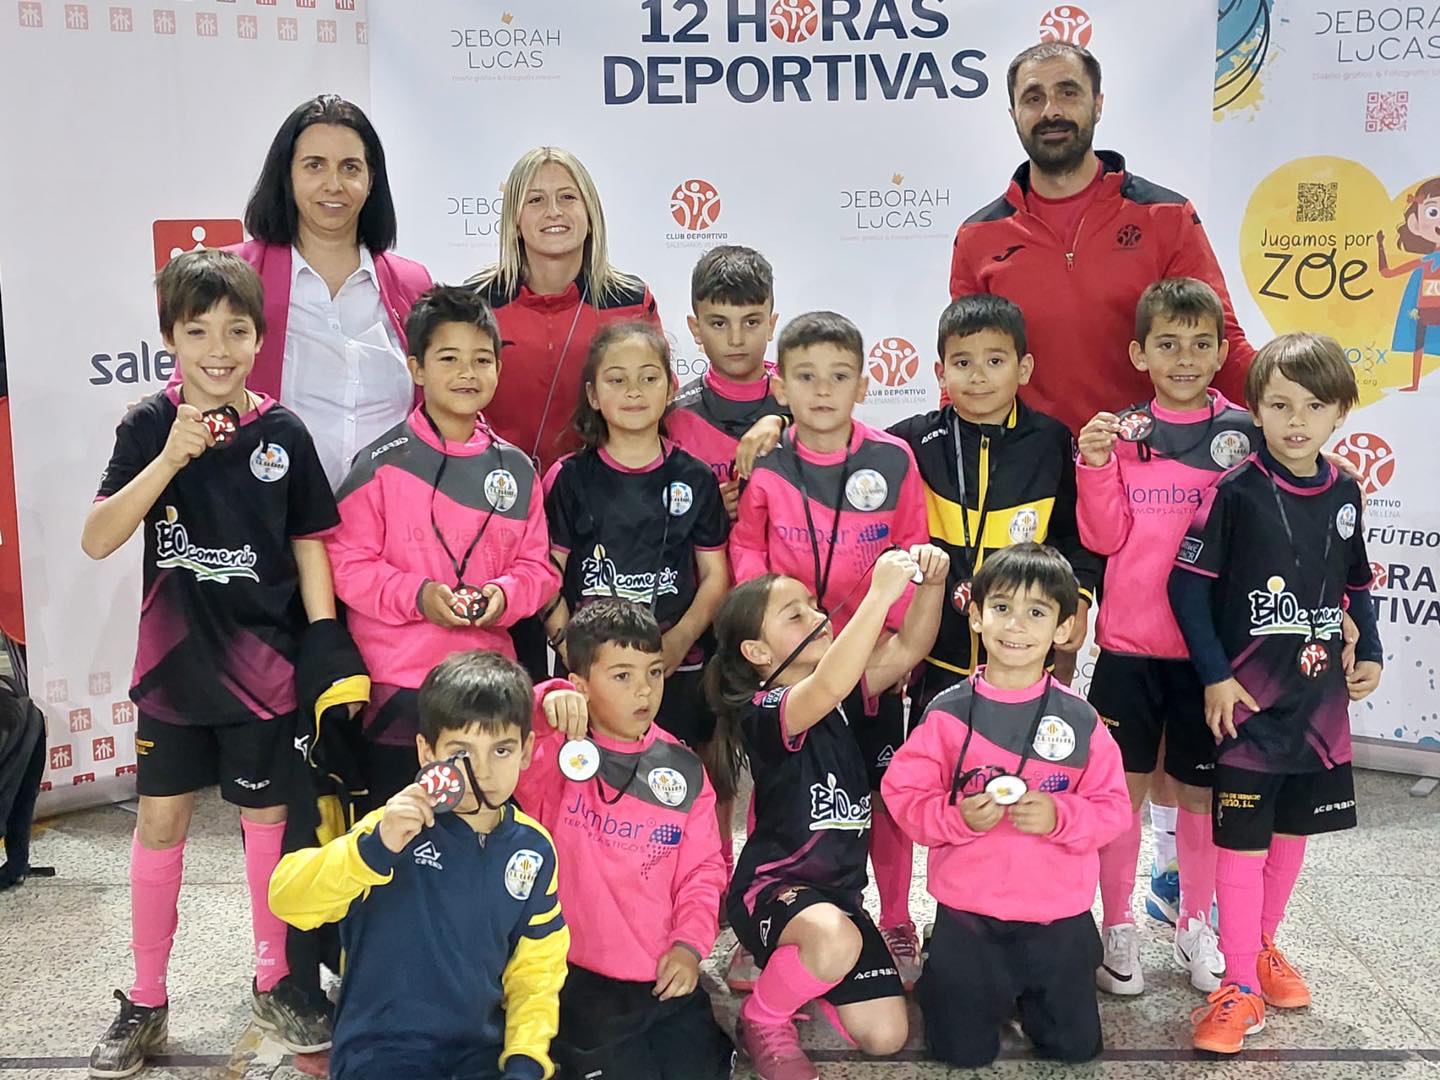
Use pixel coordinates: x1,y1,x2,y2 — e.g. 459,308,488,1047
702,575,780,799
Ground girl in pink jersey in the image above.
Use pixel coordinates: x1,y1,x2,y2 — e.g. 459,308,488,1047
704,544,948,1080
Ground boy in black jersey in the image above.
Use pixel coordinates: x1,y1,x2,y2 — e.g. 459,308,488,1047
1170,332,1382,1055
83,250,340,1075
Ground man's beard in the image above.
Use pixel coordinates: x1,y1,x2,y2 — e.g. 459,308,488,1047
1020,115,1096,175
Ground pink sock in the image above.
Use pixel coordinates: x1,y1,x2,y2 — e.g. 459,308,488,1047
742,944,839,1026
1176,808,1218,927
1098,808,1141,929
241,818,291,993
1216,849,1265,991
129,833,184,1008
1261,836,1307,940
722,838,735,881
870,800,913,929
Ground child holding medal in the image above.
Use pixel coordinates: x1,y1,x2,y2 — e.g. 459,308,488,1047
515,599,733,1079
325,285,558,812
882,543,1131,1068
1170,333,1382,1054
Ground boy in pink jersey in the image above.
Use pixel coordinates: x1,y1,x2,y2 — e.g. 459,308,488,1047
1076,279,1253,996
730,311,930,986
518,599,733,1079
327,286,559,812
884,543,1130,1066
667,245,789,521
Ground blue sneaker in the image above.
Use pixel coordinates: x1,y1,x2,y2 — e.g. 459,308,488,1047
1145,864,1180,926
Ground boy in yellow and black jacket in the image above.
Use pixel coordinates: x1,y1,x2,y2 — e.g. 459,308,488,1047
888,295,1100,713
270,651,568,1080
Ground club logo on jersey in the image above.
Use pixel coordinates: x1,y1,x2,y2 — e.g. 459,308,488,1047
250,442,289,483
641,823,683,880
484,468,518,512
413,840,444,871
504,849,543,901
579,544,680,603
845,469,888,511
1210,430,1251,468
1249,576,1343,640
1032,716,1077,762
647,767,688,807
760,687,786,708
809,772,872,832
664,481,693,516
155,506,260,583
1336,502,1357,541
1008,507,1039,543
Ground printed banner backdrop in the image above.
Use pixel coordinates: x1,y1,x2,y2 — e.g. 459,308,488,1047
1210,1,1440,774
0,1,369,814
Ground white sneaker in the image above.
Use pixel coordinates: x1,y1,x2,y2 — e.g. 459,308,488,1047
1174,916,1226,993
1096,923,1144,996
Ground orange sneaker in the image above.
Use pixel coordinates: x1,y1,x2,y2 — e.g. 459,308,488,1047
1192,985,1266,1054
1257,935,1311,1008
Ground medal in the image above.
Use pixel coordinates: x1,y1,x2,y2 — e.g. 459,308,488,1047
1297,641,1329,679
1116,409,1156,442
201,405,240,447
449,584,488,622
558,738,601,782
416,757,466,813
952,579,973,614
985,773,1028,805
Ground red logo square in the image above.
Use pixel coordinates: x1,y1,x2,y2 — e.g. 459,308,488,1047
64,4,89,30
355,20,367,43
238,14,257,38
152,219,243,272
109,6,132,31
335,0,355,9
278,15,298,39
112,701,137,725
18,3,43,29
73,773,96,785
89,672,112,695
93,736,116,761
317,18,336,42
46,679,69,705
50,745,74,770
152,9,175,33
68,708,93,734
196,10,217,36
116,764,138,777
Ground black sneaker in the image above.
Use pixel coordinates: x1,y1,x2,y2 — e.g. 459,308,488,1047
89,990,167,1078
251,977,333,1053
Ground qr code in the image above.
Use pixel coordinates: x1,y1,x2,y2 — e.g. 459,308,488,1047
1296,182,1338,223
1365,90,1408,132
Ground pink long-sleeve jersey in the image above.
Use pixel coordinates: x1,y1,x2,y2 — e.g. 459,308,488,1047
883,672,1131,923
730,421,929,631
326,406,559,689
1075,390,1254,658
515,680,727,982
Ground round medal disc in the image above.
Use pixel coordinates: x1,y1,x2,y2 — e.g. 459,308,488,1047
202,405,240,446
1297,641,1330,679
1116,409,1156,443
952,579,973,614
449,584,487,622
558,738,601,782
416,758,465,813
985,773,1028,806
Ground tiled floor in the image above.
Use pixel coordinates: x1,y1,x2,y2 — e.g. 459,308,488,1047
2,768,1437,1078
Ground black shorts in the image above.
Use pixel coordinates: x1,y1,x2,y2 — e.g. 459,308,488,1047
655,666,717,749
135,712,296,808
845,683,906,790
1213,763,1357,851
728,885,903,1007
1086,651,1215,788
917,905,1102,1067
554,964,734,1080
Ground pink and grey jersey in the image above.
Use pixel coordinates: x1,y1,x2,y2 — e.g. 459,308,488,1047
1077,389,1254,659
666,365,787,486
882,672,1130,923
515,680,726,981
730,422,929,630
730,686,873,917
95,390,337,725
327,406,557,690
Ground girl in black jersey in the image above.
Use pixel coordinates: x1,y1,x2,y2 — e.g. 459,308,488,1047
705,546,948,1080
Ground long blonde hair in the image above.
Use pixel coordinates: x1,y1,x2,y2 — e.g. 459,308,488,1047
472,146,643,305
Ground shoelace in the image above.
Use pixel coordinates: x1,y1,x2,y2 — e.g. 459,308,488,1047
1191,985,1252,1025
749,1019,806,1061
1261,947,1295,978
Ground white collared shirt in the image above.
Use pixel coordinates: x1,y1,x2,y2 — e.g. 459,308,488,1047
280,246,414,490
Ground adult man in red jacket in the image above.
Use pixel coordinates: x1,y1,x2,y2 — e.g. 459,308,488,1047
949,43,1254,434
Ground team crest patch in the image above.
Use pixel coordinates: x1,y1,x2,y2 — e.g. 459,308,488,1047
1177,536,1204,565
1008,507,1039,543
1210,429,1250,468
665,481,694,516
504,849,543,901
484,468,518,512
845,468,888,511
1336,503,1357,540
760,687,786,708
250,443,289,483
1033,716,1076,762
648,767,688,806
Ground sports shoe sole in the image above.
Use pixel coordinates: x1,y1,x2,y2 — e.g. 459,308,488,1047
1194,1014,1265,1054
88,1063,147,1080
1260,988,1311,1009
1096,964,1145,996
250,1012,332,1054
1174,943,1224,994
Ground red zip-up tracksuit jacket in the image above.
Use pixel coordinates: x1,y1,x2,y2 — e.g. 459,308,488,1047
949,151,1253,434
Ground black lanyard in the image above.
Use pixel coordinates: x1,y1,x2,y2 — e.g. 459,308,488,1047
789,430,854,612
1135,397,1218,463
594,751,644,806
951,414,994,569
1266,471,1334,643
947,674,1053,805
425,410,502,587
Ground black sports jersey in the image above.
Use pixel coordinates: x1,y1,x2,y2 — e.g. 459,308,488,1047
729,686,872,917
96,390,338,725
1175,453,1372,773
544,443,729,634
